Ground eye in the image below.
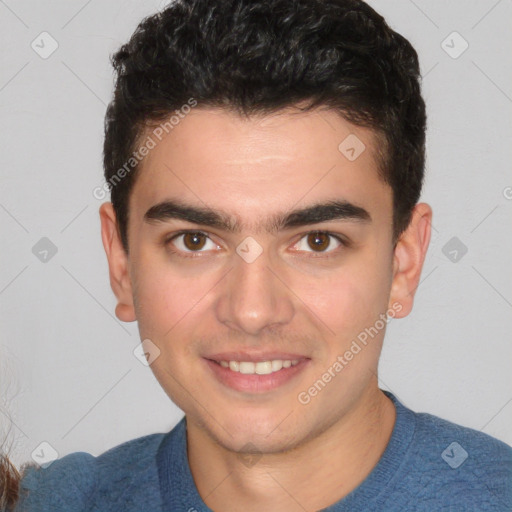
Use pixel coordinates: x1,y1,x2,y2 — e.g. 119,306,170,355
164,230,347,259
291,231,345,255
166,231,220,254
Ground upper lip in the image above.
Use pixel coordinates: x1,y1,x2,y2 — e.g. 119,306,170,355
205,351,310,363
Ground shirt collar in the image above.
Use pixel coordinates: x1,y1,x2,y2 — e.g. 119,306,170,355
157,390,415,511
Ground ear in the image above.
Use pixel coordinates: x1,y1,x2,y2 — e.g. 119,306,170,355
388,202,432,318
99,202,136,322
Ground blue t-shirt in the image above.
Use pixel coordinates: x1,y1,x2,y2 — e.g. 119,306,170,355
13,391,512,511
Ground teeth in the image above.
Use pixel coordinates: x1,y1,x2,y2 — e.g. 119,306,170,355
239,362,255,374
218,359,300,375
271,360,283,372
255,361,272,375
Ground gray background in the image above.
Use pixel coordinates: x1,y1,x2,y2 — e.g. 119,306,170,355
0,0,511,469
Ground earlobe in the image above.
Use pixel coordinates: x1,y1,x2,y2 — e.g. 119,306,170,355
99,202,137,322
388,202,432,319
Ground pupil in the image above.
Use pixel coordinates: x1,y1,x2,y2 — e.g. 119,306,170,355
184,232,205,250
308,232,329,251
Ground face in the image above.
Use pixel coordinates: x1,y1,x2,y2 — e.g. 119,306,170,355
100,106,431,454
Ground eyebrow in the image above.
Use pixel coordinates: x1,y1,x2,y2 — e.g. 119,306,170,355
143,198,372,234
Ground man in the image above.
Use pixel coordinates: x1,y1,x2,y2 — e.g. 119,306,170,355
13,0,512,510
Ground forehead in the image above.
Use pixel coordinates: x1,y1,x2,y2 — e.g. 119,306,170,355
129,107,392,230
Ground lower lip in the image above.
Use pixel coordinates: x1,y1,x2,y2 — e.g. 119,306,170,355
204,358,310,393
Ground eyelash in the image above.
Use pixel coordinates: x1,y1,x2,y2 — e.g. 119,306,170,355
163,230,349,259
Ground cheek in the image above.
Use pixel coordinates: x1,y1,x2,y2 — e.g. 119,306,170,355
131,265,211,404
295,258,391,335
132,261,213,340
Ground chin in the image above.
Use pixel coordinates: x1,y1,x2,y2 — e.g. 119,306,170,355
214,410,307,453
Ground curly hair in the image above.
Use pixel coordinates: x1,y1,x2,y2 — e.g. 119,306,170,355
103,0,426,253
0,454,20,511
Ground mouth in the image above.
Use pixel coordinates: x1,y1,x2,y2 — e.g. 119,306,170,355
203,354,310,393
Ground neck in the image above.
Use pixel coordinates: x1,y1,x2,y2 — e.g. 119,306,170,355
186,385,396,512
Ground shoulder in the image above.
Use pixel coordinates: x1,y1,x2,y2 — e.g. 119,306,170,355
14,432,166,512
395,405,512,510
14,451,97,512
412,409,512,472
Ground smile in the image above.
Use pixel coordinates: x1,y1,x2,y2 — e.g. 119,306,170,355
204,358,309,393
219,359,300,375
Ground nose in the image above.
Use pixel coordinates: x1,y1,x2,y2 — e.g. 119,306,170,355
214,245,295,336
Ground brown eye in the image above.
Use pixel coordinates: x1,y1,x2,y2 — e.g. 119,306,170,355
167,231,219,254
182,232,207,251
292,231,344,255
307,232,330,252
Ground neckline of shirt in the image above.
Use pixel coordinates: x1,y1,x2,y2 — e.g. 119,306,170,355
156,389,417,511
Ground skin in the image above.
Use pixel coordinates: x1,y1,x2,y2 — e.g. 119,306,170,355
100,106,432,511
